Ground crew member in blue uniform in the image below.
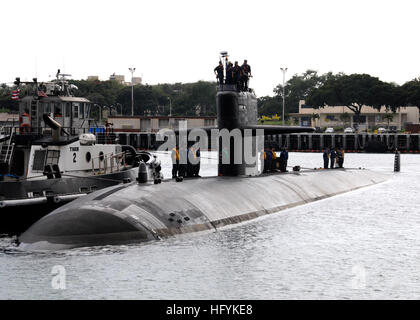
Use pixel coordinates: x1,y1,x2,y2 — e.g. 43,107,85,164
323,147,330,169
271,147,278,171
336,148,344,168
280,147,289,172
240,60,252,91
214,61,224,84
330,148,336,169
189,146,201,177
225,62,234,84
263,147,272,173
338,148,344,168
232,61,242,89
178,146,188,177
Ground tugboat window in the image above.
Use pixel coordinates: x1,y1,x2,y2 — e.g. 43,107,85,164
65,102,71,117
33,150,47,171
44,103,51,114
99,151,104,161
80,103,85,119
54,103,62,117
73,103,79,119
86,152,91,162
46,150,60,166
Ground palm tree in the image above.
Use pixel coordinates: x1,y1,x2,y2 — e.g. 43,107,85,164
383,113,394,130
311,113,320,127
339,112,351,129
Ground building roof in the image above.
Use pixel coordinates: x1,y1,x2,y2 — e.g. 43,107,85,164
0,113,19,121
20,96,90,102
109,115,216,120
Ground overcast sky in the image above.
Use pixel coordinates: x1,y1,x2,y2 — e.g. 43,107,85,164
1,0,419,97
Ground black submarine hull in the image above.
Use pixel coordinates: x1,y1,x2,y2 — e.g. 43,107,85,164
19,168,387,250
0,167,139,235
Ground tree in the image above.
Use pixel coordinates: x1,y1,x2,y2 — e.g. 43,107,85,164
382,113,394,129
311,113,320,127
402,78,420,110
257,96,281,116
339,112,351,127
273,70,336,114
306,73,403,128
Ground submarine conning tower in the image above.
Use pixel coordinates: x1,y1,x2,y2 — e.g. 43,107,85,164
216,84,258,177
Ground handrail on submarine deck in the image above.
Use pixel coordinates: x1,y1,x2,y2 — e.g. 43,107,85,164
91,151,127,175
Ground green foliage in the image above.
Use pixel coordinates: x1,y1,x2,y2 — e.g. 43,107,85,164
257,95,282,116
306,73,405,115
402,78,420,109
258,69,339,116
0,85,18,112
69,79,125,107
273,70,335,113
69,79,217,116
339,112,351,121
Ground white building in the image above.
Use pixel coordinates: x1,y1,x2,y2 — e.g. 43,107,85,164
108,115,217,133
290,100,419,130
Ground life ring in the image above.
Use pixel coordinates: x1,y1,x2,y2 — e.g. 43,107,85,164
20,123,31,134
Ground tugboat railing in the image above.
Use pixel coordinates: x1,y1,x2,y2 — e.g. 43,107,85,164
91,151,127,175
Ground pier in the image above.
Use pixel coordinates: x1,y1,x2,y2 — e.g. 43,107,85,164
108,132,420,153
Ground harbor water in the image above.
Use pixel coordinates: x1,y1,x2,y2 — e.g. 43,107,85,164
1,152,420,299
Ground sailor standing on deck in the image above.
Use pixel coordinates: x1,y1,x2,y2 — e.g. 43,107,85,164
263,147,272,173
337,148,344,168
189,146,201,177
271,147,278,171
280,148,289,172
323,147,330,169
330,148,336,169
179,146,188,177
171,146,180,178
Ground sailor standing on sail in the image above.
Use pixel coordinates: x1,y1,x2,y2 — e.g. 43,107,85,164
225,62,234,85
240,60,252,91
214,61,224,85
232,61,242,89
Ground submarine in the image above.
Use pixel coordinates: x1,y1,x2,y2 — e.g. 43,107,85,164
19,58,388,250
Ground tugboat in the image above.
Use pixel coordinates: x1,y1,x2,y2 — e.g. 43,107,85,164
0,71,163,234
